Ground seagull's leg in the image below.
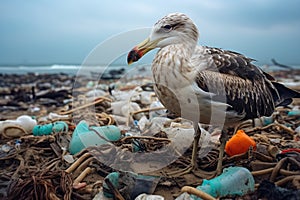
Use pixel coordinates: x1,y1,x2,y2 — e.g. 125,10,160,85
191,125,201,169
216,130,228,176
167,125,201,176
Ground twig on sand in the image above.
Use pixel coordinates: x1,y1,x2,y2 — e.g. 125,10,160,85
59,97,112,115
181,186,216,200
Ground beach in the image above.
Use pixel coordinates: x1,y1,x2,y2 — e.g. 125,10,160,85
1,67,300,199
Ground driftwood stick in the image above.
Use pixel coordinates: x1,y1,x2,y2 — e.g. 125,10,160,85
60,97,112,115
65,153,91,174
120,135,171,142
181,186,216,200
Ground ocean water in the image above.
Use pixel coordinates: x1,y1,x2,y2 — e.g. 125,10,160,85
0,63,298,76
0,64,153,82
0,64,119,75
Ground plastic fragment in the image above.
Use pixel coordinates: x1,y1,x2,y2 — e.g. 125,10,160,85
192,167,255,199
225,130,256,157
69,120,121,154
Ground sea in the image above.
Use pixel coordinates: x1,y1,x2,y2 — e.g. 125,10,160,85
0,63,299,78
0,64,153,80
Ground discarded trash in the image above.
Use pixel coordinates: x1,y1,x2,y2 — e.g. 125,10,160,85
287,110,300,117
15,139,21,151
295,126,300,134
149,101,166,119
103,171,160,200
191,167,255,199
225,130,256,156
257,180,300,200
0,115,37,137
103,172,120,198
69,120,121,154
1,144,12,153
48,112,69,120
33,121,68,136
1,70,300,199
63,154,75,164
135,193,165,200
262,116,274,126
92,190,112,200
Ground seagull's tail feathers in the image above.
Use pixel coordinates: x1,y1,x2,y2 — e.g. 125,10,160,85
272,82,300,107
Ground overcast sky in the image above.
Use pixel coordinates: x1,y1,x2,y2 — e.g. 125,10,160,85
0,0,300,66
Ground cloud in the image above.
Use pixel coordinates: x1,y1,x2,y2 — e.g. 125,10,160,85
0,0,299,64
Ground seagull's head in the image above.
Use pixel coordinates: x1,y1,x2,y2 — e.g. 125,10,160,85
127,13,199,64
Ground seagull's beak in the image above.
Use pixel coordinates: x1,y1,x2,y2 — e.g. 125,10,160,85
127,37,157,65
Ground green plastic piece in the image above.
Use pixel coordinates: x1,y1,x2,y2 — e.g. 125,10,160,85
193,167,255,199
33,121,68,136
103,172,120,198
69,120,121,154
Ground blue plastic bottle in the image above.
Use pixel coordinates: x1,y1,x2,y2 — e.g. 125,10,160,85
192,167,255,199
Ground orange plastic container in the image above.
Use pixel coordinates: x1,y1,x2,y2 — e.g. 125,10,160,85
225,130,256,157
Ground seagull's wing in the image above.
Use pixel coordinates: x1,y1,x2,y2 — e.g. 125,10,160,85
195,69,276,120
193,46,299,120
192,46,270,81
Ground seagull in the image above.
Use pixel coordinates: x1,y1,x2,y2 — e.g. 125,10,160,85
127,13,300,176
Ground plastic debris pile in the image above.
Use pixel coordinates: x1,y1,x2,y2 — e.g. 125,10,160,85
0,71,300,200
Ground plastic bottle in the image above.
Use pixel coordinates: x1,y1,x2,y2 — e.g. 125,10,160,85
225,130,256,157
32,121,68,136
192,167,255,199
69,120,121,154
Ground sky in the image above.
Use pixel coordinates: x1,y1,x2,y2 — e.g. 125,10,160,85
0,0,300,66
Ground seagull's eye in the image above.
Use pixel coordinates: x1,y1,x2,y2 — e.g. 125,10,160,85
162,25,172,32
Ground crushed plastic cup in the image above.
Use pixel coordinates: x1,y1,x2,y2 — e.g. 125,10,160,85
69,120,121,155
193,167,255,199
33,121,68,136
225,130,256,157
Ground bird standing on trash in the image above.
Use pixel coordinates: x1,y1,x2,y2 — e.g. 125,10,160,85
127,13,300,176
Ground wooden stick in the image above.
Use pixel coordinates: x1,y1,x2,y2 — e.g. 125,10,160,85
60,97,112,115
275,175,300,186
131,106,166,115
251,168,274,176
181,186,216,200
120,135,171,142
74,157,94,177
65,153,91,174
104,178,125,200
73,167,94,185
